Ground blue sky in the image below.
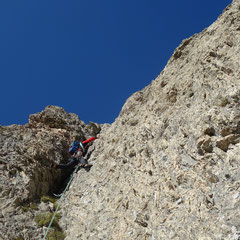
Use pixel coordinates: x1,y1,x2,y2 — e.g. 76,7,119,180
0,0,231,126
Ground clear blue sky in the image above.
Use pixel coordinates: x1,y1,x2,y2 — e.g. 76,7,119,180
0,0,231,126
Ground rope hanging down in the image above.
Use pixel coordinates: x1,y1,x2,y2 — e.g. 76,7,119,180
42,165,80,240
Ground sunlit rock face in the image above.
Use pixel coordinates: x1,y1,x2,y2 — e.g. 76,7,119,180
60,1,240,239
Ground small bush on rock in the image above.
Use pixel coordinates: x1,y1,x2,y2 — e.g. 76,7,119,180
34,212,61,229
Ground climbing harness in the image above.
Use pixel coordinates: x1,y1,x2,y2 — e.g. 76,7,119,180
42,165,80,240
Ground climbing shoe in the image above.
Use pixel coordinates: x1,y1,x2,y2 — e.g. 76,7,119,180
79,163,92,168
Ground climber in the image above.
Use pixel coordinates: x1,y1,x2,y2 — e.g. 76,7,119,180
78,136,98,156
51,136,98,170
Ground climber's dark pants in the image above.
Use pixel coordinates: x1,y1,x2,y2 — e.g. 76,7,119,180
56,158,78,169
56,157,87,170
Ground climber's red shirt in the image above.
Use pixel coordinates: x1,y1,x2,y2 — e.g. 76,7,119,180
77,137,97,152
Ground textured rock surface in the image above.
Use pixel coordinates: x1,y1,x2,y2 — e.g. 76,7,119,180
0,106,100,240
59,1,240,239
1,1,240,240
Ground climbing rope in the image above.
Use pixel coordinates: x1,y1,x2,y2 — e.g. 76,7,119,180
42,165,80,240
79,142,85,153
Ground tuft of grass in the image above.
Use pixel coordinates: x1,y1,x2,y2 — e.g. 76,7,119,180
30,203,39,211
53,201,59,211
22,206,29,212
48,230,66,240
41,195,60,210
41,195,57,204
34,212,61,229
22,202,39,212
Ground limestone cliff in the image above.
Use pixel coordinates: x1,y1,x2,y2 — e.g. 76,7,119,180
59,1,240,239
1,1,240,239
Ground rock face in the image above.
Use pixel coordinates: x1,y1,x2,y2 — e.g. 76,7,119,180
59,1,240,240
0,106,100,240
1,1,240,240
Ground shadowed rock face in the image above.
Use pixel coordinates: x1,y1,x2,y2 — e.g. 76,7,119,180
0,106,101,240
58,1,240,239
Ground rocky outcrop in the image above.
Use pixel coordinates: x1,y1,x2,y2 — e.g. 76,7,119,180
0,106,100,240
59,1,240,239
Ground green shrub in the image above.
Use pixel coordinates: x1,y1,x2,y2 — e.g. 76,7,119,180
34,212,61,229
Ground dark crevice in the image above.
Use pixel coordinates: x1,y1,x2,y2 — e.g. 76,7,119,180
50,151,94,197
